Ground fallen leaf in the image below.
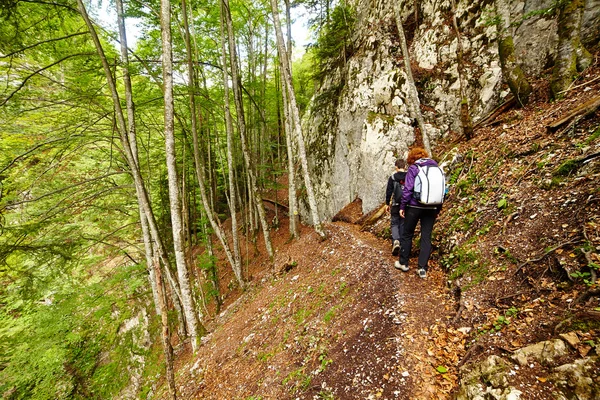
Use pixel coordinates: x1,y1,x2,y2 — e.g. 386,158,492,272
537,377,547,382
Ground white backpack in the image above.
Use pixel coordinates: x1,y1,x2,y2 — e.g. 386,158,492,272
414,161,446,205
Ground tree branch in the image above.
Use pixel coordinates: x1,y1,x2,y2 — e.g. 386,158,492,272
1,171,127,210
1,53,95,106
0,32,89,59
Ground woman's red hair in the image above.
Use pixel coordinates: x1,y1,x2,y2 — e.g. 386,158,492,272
406,147,429,165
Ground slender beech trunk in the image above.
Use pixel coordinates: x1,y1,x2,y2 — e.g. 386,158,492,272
153,255,177,400
392,3,431,156
494,0,532,106
551,0,592,98
76,0,187,325
186,38,243,292
270,0,326,239
217,0,244,286
223,0,275,259
160,0,203,352
279,63,299,238
115,0,162,316
281,0,299,237
450,0,473,139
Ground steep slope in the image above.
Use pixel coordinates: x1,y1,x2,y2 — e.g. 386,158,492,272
151,61,600,400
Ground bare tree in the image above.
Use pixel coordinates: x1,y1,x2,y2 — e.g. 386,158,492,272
270,0,326,239
76,0,192,382
450,0,473,139
392,3,431,155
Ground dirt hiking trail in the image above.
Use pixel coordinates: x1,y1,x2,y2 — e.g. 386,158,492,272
165,217,464,400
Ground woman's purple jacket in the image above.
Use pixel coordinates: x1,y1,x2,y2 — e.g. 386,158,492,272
400,158,443,211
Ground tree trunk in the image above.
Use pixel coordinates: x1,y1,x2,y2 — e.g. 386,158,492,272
217,0,244,286
270,0,326,239
450,0,474,140
279,63,300,238
115,0,162,316
495,0,532,106
153,255,177,400
76,0,186,326
392,3,431,156
160,0,203,352
551,0,592,99
223,0,275,259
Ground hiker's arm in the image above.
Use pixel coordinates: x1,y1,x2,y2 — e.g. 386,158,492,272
385,177,394,211
400,166,417,211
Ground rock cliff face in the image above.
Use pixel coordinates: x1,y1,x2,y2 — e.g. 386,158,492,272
302,0,600,222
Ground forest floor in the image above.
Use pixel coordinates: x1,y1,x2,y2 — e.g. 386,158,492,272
153,59,600,399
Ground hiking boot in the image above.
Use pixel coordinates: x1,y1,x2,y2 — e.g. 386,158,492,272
392,240,400,256
395,261,409,272
417,268,427,279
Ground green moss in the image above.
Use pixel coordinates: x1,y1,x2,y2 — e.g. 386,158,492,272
553,159,579,177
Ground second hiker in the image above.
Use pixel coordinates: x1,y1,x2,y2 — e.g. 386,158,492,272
395,147,445,279
385,158,407,256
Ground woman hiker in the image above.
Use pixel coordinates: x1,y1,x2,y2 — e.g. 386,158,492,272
395,147,443,278
385,158,407,256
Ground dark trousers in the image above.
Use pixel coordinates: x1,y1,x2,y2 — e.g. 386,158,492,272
390,205,404,244
399,206,438,270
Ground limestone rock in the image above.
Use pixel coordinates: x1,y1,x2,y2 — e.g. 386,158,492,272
302,0,600,223
551,357,600,400
511,339,569,366
456,355,520,400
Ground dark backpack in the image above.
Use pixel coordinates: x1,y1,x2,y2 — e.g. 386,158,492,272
390,175,404,207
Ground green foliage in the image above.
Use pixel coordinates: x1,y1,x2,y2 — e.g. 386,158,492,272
323,305,338,323
497,196,508,210
0,263,150,399
282,366,311,393
308,4,356,82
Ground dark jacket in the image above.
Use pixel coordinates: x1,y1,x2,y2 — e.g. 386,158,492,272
385,171,406,206
400,158,442,211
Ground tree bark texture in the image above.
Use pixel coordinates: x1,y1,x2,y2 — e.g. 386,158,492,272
450,0,474,139
551,0,592,98
270,0,326,239
160,0,203,351
279,63,299,238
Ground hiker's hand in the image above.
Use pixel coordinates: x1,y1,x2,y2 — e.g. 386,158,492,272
386,205,390,213
400,209,405,218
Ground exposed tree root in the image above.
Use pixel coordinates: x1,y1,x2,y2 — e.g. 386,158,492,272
514,238,581,275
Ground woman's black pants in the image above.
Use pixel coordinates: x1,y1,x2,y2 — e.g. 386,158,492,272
399,206,438,270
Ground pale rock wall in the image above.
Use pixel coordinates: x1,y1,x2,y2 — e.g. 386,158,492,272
301,0,599,222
